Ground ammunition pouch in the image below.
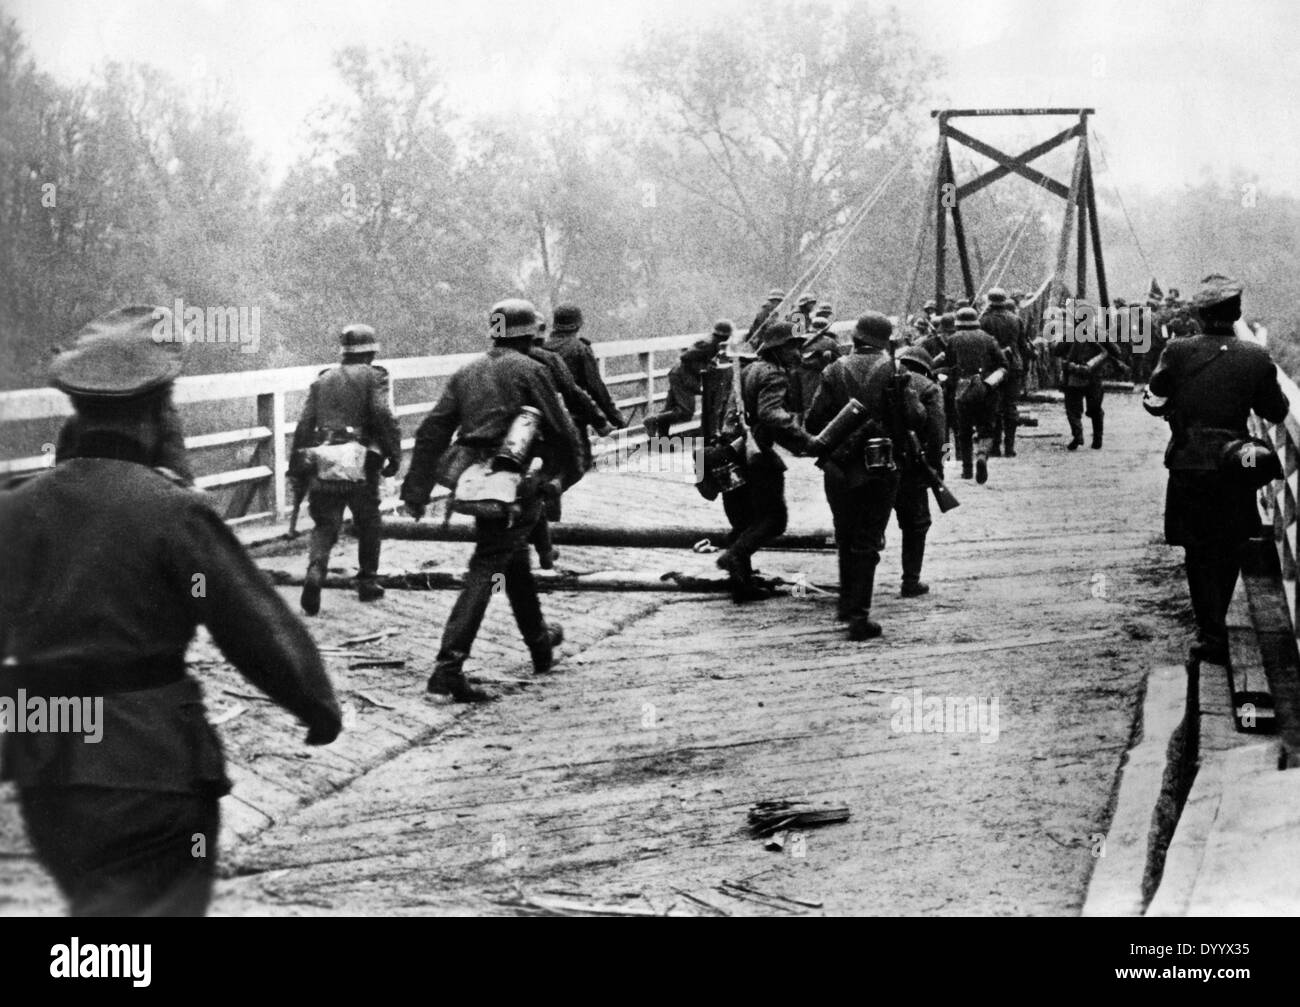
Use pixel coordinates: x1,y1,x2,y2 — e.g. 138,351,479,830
698,439,747,500
451,459,522,519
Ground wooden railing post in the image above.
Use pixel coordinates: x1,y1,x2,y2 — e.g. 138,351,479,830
270,389,288,517
641,350,654,418
255,392,276,517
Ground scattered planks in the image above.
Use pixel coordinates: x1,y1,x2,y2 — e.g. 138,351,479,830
499,892,697,918
747,799,851,838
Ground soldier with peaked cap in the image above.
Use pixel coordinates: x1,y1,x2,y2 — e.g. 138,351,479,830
402,299,583,702
806,312,925,639
894,345,946,597
1144,274,1288,667
291,323,402,615
0,306,342,916
748,288,786,348
644,319,733,438
716,322,819,602
947,307,1006,484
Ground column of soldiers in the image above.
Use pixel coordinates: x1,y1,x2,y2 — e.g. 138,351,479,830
9,272,1277,917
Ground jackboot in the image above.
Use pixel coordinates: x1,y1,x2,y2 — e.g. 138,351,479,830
975,439,991,485
427,653,495,703
356,577,386,603
1004,430,1016,458
1091,416,1103,450
300,563,325,616
900,528,929,597
529,622,565,674
1066,417,1084,451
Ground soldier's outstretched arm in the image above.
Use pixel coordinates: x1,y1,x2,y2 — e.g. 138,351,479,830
581,346,625,428
174,499,342,744
529,368,584,488
757,368,816,453
401,384,460,509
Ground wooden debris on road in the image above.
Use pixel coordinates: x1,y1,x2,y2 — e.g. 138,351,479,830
499,892,696,917
724,879,823,909
352,690,397,710
348,657,406,670
748,799,850,837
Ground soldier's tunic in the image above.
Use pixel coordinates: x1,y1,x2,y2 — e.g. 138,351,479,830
644,338,722,437
980,303,1026,453
747,303,777,348
946,326,1005,471
401,347,583,678
0,436,341,916
55,392,194,484
721,358,815,574
1147,325,1288,660
292,361,402,586
806,349,924,629
794,331,842,419
543,332,626,440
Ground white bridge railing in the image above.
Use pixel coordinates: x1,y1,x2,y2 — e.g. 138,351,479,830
1253,362,1300,638
0,333,706,524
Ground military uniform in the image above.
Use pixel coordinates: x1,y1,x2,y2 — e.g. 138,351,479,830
56,390,193,484
947,308,1006,483
543,304,626,455
292,324,402,613
644,321,731,437
894,346,946,597
1144,275,1288,664
1052,334,1107,449
747,289,785,348
716,323,816,601
980,289,1026,457
402,300,583,702
794,321,841,418
0,306,341,917
805,312,925,639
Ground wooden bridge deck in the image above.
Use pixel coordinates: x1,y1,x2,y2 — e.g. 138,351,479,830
0,391,1195,915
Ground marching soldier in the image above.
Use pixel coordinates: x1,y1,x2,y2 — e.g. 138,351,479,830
980,287,1026,458
544,303,627,453
948,307,1006,484
921,311,957,447
805,312,925,639
0,306,342,916
401,299,584,702
644,320,732,438
716,321,818,602
292,324,402,616
748,288,785,348
791,294,818,333
1051,329,1107,450
1144,274,1287,666
894,345,946,597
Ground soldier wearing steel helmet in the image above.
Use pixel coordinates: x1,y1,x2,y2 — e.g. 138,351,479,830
716,321,819,603
747,288,785,348
0,306,341,916
1143,274,1288,667
401,299,583,702
291,323,403,615
894,344,946,598
805,311,926,640
948,307,1007,484
644,319,733,438
980,286,1027,458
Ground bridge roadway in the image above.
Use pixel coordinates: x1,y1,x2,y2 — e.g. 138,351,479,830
0,391,1193,915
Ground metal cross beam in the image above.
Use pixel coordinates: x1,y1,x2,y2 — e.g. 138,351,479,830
905,108,1109,320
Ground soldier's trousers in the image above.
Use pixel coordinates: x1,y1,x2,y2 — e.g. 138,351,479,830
826,469,898,623
307,474,382,581
991,371,1021,450
435,495,548,675
1064,384,1104,441
20,786,219,917
955,394,995,468
894,473,932,587
1166,471,1258,662
722,461,787,571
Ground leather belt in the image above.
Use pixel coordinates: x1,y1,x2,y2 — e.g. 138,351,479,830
0,653,187,698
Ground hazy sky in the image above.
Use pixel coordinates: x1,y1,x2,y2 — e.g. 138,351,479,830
8,0,1298,198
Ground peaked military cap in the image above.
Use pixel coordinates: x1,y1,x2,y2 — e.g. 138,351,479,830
49,305,183,399
1191,273,1244,311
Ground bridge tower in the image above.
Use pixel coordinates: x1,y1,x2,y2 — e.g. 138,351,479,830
905,107,1109,313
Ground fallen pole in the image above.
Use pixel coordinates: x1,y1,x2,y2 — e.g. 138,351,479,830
381,522,837,551
263,567,832,594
